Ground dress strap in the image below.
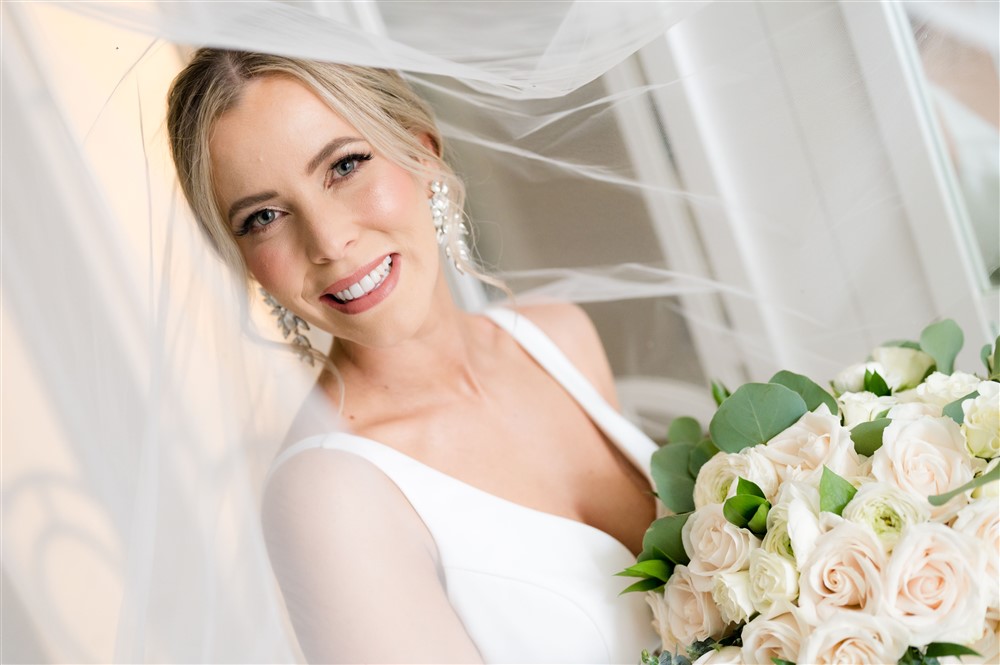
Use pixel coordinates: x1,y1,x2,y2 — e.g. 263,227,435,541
482,307,655,485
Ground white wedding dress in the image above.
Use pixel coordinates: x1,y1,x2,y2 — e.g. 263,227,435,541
264,307,660,663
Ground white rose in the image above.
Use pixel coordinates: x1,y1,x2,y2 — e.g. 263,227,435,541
963,381,1000,459
692,646,743,665
759,405,865,486
730,447,780,502
740,610,808,665
747,549,798,617
973,458,1000,499
872,346,935,391
941,619,1000,665
645,591,679,656
871,415,974,519
762,481,821,568
833,361,884,394
693,452,740,509
917,371,983,408
887,399,943,421
711,570,756,625
838,391,896,428
682,503,761,592
797,610,910,664
841,481,930,549
883,522,989,645
659,565,731,650
798,519,887,623
951,498,1000,612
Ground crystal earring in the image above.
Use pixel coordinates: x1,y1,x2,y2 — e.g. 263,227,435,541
429,181,471,273
261,288,314,365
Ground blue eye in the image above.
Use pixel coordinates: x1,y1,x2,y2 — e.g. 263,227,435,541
329,152,373,183
236,208,282,237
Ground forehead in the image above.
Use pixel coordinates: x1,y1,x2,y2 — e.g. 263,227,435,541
209,75,360,190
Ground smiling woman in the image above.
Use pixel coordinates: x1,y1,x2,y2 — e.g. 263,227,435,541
166,48,660,662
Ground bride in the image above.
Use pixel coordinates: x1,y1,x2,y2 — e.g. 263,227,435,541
166,48,660,662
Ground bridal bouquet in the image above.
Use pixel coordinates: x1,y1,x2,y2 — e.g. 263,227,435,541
620,320,1000,665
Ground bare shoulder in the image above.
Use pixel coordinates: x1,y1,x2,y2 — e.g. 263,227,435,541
511,302,620,408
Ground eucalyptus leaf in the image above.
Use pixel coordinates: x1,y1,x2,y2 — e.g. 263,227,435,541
651,443,696,513
619,577,665,595
769,370,838,414
668,417,703,445
863,369,890,397
708,383,807,453
688,439,720,479
850,418,891,456
992,336,1000,380
723,494,767,528
616,559,674,581
924,643,981,658
920,319,963,375
929,463,1000,506
820,466,857,515
942,391,977,424
641,514,691,565
982,343,993,374
711,380,731,407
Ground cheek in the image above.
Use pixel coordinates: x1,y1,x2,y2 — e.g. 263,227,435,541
363,166,427,231
242,242,295,295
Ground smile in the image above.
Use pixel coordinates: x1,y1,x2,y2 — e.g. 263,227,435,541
321,253,400,315
332,255,392,303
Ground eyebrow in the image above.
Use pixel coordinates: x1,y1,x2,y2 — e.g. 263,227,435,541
226,136,365,223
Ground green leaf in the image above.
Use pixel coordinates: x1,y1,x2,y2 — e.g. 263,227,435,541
708,383,807,453
850,418,891,456
992,336,1000,381
668,417,702,445
651,443,696,514
982,343,993,373
769,370,839,414
771,658,796,665
820,466,858,515
736,476,766,498
920,319,964,375
688,439,720,479
711,380,731,406
640,514,691,565
619,577,665,595
616,559,674,581
747,502,770,534
864,369,891,397
924,643,981,658
897,646,926,665
882,339,921,350
724,493,768,528
929,463,1000,506
942,391,978,424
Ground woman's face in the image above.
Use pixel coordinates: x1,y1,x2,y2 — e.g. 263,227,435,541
210,75,444,348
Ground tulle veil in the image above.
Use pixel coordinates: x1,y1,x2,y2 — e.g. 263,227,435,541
2,1,997,661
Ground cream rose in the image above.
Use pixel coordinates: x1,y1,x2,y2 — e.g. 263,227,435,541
759,405,865,485
883,522,989,645
887,399,944,421
798,519,886,623
871,415,974,519
872,346,935,391
762,481,821,568
693,452,740,509
963,381,1000,459
838,391,896,428
692,646,743,665
740,610,808,665
833,361,884,395
797,610,910,664
951,498,1000,612
645,591,678,656
747,548,798,617
841,481,930,549
682,503,760,592
658,565,730,650
711,571,755,625
916,371,983,409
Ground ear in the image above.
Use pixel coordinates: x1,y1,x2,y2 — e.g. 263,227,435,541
416,132,440,159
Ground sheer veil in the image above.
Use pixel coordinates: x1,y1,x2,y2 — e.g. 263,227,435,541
3,1,997,661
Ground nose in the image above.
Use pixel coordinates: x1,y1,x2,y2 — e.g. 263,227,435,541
298,204,358,264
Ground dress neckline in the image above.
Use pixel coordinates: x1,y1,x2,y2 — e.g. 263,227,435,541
268,306,658,559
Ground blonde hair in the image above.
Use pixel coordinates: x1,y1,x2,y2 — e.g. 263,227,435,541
167,48,498,289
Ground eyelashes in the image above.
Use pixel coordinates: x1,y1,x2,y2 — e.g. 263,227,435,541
234,151,375,238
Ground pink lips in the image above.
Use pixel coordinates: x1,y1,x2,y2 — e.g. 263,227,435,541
320,253,400,315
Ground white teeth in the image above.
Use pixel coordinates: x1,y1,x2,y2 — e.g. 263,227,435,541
333,256,393,302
